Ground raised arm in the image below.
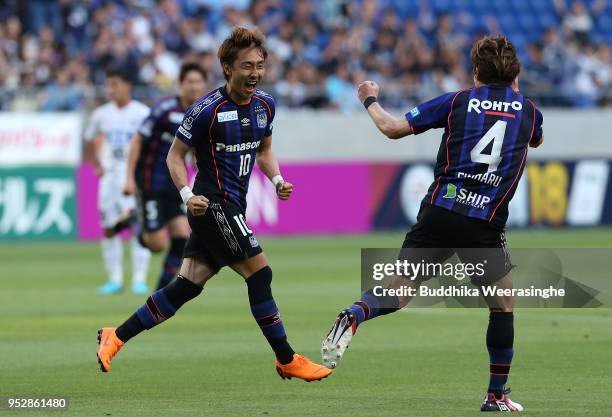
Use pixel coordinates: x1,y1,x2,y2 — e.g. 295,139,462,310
357,81,414,140
166,138,208,215
256,135,293,200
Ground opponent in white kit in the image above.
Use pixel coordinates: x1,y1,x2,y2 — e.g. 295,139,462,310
84,68,152,295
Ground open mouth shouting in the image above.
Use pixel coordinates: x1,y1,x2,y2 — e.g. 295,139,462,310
245,79,258,95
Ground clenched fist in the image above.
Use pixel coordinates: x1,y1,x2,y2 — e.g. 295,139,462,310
187,195,209,216
357,81,380,103
276,181,293,200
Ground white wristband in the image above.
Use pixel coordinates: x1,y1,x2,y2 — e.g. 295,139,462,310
271,175,284,187
179,186,195,204
272,174,284,187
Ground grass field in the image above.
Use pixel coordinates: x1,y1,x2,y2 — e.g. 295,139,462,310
1,229,611,417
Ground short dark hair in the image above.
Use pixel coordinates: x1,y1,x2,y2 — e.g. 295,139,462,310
105,67,131,83
218,27,268,80
179,62,207,83
470,36,521,86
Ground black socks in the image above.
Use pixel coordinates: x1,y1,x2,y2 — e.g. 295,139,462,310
116,275,203,343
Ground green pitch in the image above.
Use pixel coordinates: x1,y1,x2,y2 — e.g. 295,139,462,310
1,229,611,417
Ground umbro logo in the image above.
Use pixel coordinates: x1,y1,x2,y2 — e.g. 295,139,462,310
496,401,510,411
241,117,250,127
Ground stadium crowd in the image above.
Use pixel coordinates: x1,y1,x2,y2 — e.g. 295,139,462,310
0,0,610,111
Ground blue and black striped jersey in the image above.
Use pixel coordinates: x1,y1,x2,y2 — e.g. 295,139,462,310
136,95,186,193
175,86,275,211
406,86,543,228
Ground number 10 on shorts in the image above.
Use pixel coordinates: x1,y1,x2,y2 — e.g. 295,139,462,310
233,214,252,236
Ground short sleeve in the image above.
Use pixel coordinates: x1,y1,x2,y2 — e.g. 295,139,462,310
138,111,156,141
255,92,275,137
84,108,101,141
405,92,456,134
530,107,543,142
265,97,275,136
176,103,209,147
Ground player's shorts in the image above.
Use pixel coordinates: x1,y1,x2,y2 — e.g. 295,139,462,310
138,190,186,232
183,199,263,272
400,203,513,285
98,174,136,229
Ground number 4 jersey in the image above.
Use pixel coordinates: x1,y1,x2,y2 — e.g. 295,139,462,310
175,86,275,211
406,86,543,229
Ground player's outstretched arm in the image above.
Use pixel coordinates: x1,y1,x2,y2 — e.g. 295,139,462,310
256,135,293,200
167,138,208,215
123,132,143,195
357,81,413,140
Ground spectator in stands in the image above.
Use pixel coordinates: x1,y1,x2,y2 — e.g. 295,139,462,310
0,0,610,109
39,68,83,111
555,0,607,46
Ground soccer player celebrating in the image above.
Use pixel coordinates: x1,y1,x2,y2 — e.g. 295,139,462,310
322,36,543,412
123,62,207,290
97,27,331,382
84,68,151,295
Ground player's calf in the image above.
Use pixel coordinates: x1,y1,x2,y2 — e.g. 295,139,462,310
245,266,295,365
156,237,186,289
97,275,204,373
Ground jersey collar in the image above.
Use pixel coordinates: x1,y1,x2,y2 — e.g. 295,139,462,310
221,84,252,106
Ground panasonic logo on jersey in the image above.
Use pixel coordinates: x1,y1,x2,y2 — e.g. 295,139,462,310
468,98,522,114
216,140,261,152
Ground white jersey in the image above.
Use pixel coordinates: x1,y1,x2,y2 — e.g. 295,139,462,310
85,100,150,176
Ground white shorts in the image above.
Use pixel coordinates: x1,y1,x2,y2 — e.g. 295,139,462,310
98,174,136,229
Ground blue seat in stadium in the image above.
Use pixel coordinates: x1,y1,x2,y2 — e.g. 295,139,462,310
470,0,492,13
517,14,539,32
391,0,418,17
491,0,512,13
450,0,470,11
498,15,517,34
536,13,559,30
596,14,612,32
530,0,555,13
510,1,531,12
510,34,527,51
432,0,453,13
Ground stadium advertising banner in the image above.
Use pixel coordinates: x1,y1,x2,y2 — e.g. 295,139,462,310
0,113,82,166
245,164,371,235
373,159,612,229
76,159,611,240
77,163,371,239
0,167,76,240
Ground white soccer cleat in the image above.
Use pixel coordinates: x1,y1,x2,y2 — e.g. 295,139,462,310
480,388,524,412
321,310,357,369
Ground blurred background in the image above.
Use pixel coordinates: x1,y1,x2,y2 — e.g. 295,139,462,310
1,0,611,110
0,0,611,241
1,3,611,415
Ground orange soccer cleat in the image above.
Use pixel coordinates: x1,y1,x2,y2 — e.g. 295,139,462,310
96,327,124,372
275,354,332,382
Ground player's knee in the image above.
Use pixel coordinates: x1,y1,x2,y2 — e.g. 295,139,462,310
144,234,167,253
247,266,272,285
245,266,273,303
103,228,116,238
